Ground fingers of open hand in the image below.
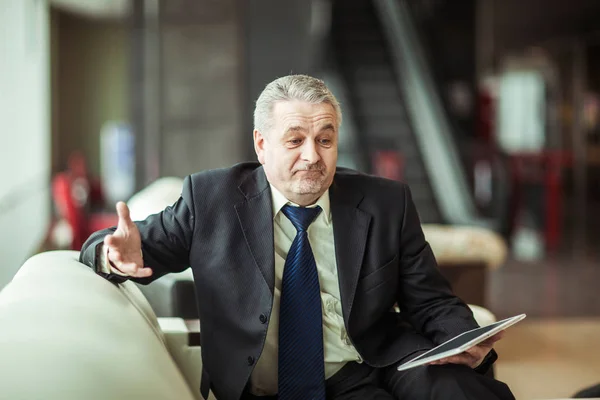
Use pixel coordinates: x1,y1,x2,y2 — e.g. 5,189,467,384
104,235,149,278
117,262,152,278
108,256,152,278
104,233,126,248
116,201,133,232
111,203,141,249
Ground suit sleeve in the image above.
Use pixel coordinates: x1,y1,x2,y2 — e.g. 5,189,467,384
79,175,195,285
396,185,479,344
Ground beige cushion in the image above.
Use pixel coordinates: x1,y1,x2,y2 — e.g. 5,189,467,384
422,224,508,270
469,304,497,327
0,251,196,400
127,177,184,221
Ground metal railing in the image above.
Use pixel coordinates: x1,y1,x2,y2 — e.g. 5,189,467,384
374,0,487,227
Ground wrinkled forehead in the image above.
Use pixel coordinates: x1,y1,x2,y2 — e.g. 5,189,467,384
272,101,338,132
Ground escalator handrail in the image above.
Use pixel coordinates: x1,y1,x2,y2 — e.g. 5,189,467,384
374,0,485,227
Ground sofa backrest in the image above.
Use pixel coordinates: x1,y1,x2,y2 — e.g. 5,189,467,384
0,250,196,400
127,177,184,222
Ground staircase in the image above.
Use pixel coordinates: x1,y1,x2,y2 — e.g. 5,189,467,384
330,0,442,223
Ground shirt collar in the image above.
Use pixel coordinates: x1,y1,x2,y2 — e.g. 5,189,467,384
269,184,331,224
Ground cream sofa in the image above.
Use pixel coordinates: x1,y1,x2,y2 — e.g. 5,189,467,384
0,250,211,400
0,250,499,400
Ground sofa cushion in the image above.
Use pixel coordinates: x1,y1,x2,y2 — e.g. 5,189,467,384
422,224,507,270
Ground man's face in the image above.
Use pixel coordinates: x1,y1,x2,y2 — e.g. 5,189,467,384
254,100,338,205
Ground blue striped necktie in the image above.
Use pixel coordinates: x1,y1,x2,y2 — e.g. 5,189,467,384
278,204,326,400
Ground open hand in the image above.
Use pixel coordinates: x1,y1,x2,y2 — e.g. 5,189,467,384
104,201,152,278
428,331,504,369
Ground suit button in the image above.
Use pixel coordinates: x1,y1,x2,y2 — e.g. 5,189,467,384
247,356,255,366
259,314,268,324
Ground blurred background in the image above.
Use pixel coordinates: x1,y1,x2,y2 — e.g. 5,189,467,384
2,0,600,398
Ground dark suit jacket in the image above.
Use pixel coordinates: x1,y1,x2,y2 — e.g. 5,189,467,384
80,162,481,400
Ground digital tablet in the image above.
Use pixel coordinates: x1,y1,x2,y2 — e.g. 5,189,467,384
396,314,526,372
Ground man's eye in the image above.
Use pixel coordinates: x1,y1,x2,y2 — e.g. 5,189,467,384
319,139,332,145
289,139,302,145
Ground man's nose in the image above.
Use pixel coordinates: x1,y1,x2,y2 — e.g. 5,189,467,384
301,141,321,164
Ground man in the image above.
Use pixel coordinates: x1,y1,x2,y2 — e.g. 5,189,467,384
80,74,515,400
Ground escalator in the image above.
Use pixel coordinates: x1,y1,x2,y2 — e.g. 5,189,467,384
331,0,441,223
330,0,488,227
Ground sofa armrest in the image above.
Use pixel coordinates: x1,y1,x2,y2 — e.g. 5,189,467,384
0,251,196,400
158,318,215,400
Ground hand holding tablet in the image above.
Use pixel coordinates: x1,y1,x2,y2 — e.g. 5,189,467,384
427,330,504,368
397,314,526,372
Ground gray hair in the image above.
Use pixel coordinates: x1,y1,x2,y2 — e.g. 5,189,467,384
253,74,342,134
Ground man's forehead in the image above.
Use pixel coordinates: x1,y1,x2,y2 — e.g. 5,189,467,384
281,124,336,137
281,117,336,129
274,100,335,116
275,105,336,125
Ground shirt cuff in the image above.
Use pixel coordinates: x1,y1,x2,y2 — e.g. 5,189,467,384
96,243,128,277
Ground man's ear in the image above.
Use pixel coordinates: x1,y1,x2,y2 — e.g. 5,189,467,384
253,129,266,165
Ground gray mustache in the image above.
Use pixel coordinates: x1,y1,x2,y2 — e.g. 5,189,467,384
295,163,325,172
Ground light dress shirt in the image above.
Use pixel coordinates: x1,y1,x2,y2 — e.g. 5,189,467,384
249,185,362,396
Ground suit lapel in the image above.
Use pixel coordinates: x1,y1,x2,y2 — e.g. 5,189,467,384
330,178,371,322
234,167,275,294
233,168,371,310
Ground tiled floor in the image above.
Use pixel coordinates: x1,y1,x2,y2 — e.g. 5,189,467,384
495,318,600,400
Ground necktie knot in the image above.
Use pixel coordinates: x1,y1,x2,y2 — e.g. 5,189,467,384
281,205,322,232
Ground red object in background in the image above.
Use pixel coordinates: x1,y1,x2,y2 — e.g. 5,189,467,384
51,152,118,250
67,151,105,207
508,151,573,253
52,173,118,250
373,151,405,181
